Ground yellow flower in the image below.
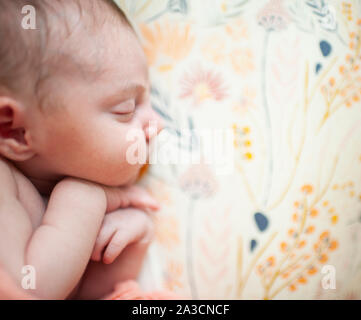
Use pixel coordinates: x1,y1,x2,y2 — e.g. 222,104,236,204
242,126,251,134
301,184,313,194
331,215,338,224
244,152,253,160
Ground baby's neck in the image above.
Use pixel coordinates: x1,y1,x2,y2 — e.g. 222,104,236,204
28,176,59,197
12,161,62,197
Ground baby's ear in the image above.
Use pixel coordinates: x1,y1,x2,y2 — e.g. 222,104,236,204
0,97,35,161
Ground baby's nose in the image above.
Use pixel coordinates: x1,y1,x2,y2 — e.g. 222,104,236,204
144,109,164,142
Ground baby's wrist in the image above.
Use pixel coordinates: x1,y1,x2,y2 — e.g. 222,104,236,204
53,177,107,212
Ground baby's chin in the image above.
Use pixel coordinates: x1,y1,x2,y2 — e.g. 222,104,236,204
106,166,143,187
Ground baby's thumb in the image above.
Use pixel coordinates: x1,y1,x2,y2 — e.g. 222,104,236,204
125,186,160,212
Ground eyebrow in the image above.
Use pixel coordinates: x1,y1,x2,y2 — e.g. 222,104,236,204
103,82,147,108
120,82,147,95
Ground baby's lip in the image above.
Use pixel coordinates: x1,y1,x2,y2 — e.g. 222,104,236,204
145,143,150,162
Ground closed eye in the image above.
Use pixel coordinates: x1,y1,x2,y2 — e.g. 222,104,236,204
111,99,135,115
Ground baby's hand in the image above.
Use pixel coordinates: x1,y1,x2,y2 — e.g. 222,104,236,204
101,185,160,213
90,208,154,264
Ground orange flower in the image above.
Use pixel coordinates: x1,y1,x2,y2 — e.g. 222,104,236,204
288,228,295,237
225,19,249,41
280,242,288,253
319,253,328,264
297,240,307,249
301,184,313,194
314,242,320,252
307,266,317,275
289,283,297,291
230,47,255,75
140,21,195,68
201,36,227,65
329,240,339,251
310,208,318,217
257,264,265,275
267,256,276,267
292,213,298,222
306,225,315,234
298,276,307,284
154,215,180,249
320,231,330,241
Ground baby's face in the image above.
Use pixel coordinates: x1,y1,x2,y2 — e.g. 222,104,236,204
29,23,163,187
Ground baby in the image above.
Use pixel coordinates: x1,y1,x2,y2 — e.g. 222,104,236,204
0,0,164,299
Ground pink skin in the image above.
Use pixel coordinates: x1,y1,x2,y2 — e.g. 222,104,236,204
10,22,163,195
0,15,164,299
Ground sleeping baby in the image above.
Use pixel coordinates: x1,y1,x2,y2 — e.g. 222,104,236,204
0,0,166,299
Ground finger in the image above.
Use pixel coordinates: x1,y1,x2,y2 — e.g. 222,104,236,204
123,185,160,211
102,224,145,264
91,227,115,262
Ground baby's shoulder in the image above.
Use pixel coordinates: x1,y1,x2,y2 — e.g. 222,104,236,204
0,157,45,227
0,157,18,200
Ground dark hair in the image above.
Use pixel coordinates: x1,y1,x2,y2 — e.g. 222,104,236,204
0,0,131,109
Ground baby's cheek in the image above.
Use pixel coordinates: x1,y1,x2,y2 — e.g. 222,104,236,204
121,136,147,166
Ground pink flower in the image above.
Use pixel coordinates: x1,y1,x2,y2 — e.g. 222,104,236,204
179,65,228,106
179,163,218,199
257,0,291,31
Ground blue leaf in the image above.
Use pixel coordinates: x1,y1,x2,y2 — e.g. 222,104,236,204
320,40,332,57
254,212,269,232
315,63,322,74
250,239,257,252
152,105,173,122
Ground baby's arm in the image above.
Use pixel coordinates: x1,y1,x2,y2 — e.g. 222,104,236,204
0,170,107,299
26,181,158,299
25,177,107,299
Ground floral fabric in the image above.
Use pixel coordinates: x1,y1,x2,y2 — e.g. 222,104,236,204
116,0,361,299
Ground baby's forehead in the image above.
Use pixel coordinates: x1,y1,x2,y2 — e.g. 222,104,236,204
47,8,146,86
